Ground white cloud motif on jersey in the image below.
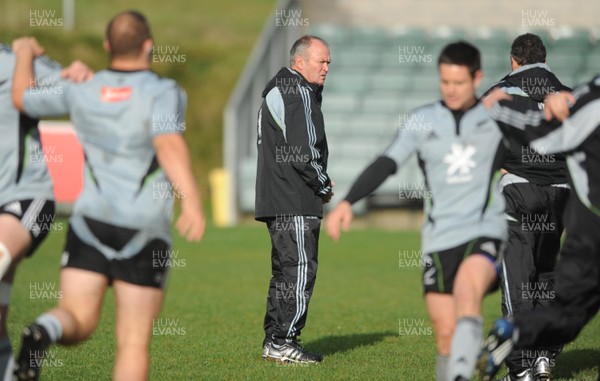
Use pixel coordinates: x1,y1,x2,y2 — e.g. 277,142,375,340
443,143,476,183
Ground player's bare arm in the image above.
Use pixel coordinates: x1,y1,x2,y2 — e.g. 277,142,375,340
12,37,93,112
481,88,512,110
11,37,43,111
60,60,94,83
153,133,206,242
544,91,576,122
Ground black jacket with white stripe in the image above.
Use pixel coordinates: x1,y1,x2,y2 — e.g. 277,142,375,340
485,63,571,185
255,67,332,221
490,75,600,214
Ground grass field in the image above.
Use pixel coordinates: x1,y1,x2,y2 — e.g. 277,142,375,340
7,220,600,380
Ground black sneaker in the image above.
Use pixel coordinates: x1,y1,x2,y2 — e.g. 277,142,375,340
14,324,51,381
262,340,322,364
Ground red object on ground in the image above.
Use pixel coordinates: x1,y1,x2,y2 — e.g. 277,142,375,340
38,121,84,204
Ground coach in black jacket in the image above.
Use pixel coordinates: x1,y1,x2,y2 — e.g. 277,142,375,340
485,33,571,381
256,35,332,364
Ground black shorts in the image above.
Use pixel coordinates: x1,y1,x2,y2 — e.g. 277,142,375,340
0,198,56,257
62,218,170,289
422,237,503,294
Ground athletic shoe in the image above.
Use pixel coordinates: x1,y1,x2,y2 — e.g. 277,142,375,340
14,324,51,381
532,357,551,381
496,369,533,381
261,337,272,360
262,340,322,364
478,318,516,381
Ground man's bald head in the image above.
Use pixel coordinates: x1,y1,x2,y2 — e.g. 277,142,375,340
105,10,152,58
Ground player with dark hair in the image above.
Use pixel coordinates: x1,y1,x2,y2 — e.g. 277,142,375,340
0,44,91,380
11,10,205,381
257,34,333,364
484,33,571,381
478,78,600,381
327,41,508,381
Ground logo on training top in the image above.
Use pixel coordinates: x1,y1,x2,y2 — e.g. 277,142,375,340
4,201,22,216
443,143,476,184
480,241,497,257
100,86,132,102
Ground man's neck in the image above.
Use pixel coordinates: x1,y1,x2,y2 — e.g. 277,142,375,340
110,57,150,71
459,97,478,112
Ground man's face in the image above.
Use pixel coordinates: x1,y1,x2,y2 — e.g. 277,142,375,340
296,40,330,86
438,63,482,111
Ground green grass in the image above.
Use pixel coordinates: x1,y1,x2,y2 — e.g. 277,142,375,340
8,221,600,380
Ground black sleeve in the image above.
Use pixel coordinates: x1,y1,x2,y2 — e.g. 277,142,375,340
344,156,397,204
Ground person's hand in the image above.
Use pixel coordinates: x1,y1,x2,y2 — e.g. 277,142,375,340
12,36,44,57
321,180,334,204
482,88,512,109
326,200,353,241
176,203,205,242
61,60,94,83
544,91,575,122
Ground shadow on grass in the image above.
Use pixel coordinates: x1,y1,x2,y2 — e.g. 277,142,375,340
553,348,600,380
305,331,396,356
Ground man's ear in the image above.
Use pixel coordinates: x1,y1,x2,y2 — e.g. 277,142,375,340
294,55,304,70
473,69,483,89
142,39,153,56
510,57,519,71
103,39,110,53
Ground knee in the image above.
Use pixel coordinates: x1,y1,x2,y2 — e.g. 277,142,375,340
57,311,97,345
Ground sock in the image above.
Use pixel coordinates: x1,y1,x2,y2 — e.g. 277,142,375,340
0,338,12,381
0,243,12,282
436,353,449,381
35,313,63,344
448,316,483,381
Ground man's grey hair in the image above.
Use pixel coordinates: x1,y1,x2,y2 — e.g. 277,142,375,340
289,35,329,67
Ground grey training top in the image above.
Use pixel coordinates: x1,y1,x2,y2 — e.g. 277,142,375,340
383,101,507,254
23,69,186,258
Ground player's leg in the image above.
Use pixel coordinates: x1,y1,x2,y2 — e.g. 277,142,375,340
515,239,600,347
425,292,455,381
0,200,55,380
0,214,31,280
0,267,17,381
448,239,499,381
480,247,600,380
113,280,164,381
262,216,321,363
0,199,56,280
479,198,600,379
288,216,320,338
527,186,569,379
14,267,108,381
0,215,31,381
263,221,280,354
423,249,463,380
14,224,109,381
498,183,539,379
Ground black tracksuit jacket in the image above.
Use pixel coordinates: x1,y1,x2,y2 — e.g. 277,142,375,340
255,67,332,221
485,63,571,185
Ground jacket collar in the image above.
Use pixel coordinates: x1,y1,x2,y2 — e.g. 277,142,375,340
508,62,552,76
287,67,322,94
